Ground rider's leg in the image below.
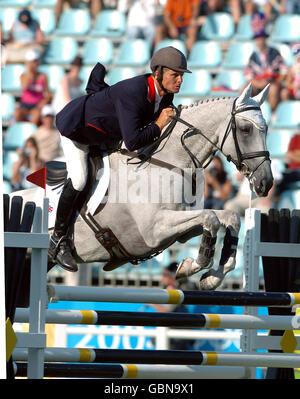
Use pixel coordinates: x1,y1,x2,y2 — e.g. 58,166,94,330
49,137,89,272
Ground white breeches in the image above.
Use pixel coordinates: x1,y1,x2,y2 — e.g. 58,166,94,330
60,136,89,191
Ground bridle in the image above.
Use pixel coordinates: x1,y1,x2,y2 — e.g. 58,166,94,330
119,97,270,185
174,97,270,177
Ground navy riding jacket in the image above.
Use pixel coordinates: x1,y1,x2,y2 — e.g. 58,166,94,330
56,64,174,151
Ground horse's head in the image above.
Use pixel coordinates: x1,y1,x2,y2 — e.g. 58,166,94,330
221,83,273,197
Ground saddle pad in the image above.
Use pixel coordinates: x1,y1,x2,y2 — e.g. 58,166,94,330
47,153,110,229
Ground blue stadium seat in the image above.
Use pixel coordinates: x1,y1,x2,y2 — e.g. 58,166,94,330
1,64,25,92
79,66,93,91
271,42,294,67
277,189,300,210
270,14,300,43
266,130,293,159
90,10,126,38
31,8,56,35
3,180,12,194
3,122,37,151
234,14,252,41
199,12,234,41
31,0,56,7
0,0,31,6
54,9,91,36
0,8,17,34
260,101,272,125
270,101,300,129
106,67,136,85
38,64,65,92
222,41,255,69
82,38,113,66
114,39,150,67
154,39,187,56
3,150,19,181
211,70,246,97
42,38,78,64
177,70,211,97
188,41,222,69
173,97,195,107
2,93,16,123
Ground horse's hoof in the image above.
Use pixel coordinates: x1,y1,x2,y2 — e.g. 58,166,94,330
176,257,212,279
199,270,222,291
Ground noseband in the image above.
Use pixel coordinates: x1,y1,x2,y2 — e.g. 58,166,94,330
174,98,270,176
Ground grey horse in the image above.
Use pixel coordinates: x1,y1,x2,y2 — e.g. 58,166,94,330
12,83,273,290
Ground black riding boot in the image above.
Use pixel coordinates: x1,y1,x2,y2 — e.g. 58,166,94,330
48,179,81,272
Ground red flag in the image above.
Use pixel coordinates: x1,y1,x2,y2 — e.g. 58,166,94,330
26,167,46,190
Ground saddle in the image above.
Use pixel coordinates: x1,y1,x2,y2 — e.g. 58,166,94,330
45,154,149,271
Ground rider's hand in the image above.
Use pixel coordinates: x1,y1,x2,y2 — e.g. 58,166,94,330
155,107,175,131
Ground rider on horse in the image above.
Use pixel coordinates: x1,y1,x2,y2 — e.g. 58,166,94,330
49,46,192,272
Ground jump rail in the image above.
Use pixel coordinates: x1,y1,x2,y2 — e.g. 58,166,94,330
47,285,300,307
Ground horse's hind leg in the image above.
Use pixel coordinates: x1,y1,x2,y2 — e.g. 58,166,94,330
199,210,240,290
176,210,220,279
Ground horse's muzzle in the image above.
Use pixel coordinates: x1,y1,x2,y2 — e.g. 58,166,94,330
254,176,274,197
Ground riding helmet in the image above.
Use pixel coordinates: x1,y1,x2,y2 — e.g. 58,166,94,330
150,46,191,73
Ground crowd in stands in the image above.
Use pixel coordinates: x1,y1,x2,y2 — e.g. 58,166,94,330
1,0,300,212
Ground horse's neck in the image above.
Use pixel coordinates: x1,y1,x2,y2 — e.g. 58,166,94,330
159,98,233,168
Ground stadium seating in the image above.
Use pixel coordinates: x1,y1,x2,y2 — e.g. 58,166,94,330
173,97,195,107
3,122,37,151
42,37,78,64
3,150,19,181
38,64,65,92
199,12,235,41
234,14,252,41
270,101,300,129
271,42,294,67
3,180,12,195
54,9,91,36
260,101,272,125
0,0,31,6
222,41,255,69
188,41,222,69
211,70,246,97
90,9,126,38
2,93,16,124
79,65,93,91
266,130,294,159
2,64,25,93
270,14,300,43
154,39,187,56
31,8,56,35
82,38,114,66
106,67,136,85
0,8,18,34
114,39,150,67
31,0,56,7
176,69,211,97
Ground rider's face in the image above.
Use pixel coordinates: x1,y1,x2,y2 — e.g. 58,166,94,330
161,68,184,93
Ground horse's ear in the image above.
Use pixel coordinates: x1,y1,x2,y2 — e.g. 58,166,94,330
236,83,252,105
252,84,270,105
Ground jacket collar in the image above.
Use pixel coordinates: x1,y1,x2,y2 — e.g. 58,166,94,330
147,75,156,103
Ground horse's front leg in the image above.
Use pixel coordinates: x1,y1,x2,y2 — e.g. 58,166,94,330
199,210,240,290
175,209,221,280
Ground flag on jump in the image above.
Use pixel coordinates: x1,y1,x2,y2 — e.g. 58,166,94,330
26,167,46,194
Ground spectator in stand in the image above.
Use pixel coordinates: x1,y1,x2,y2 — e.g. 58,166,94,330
30,105,62,163
157,0,200,54
52,55,84,114
279,0,300,14
11,137,44,191
14,49,51,125
118,0,159,51
5,9,45,64
204,156,232,210
245,0,272,21
243,12,287,111
281,46,300,102
274,132,300,199
55,0,101,22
